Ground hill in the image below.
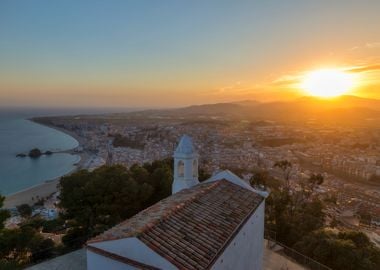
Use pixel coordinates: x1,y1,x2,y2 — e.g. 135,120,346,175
125,95,380,126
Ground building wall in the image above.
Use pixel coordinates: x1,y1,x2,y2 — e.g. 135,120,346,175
87,250,138,270
87,237,178,270
211,200,265,270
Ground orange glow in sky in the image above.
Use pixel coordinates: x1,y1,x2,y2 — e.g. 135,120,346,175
0,1,379,108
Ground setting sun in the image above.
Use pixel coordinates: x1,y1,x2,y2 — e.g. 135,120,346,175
301,69,356,98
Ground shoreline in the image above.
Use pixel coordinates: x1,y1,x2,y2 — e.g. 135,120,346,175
3,120,88,209
29,119,90,168
29,118,85,147
5,176,60,209
32,120,91,170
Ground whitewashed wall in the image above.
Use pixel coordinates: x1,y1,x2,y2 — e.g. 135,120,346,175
87,250,137,270
87,237,178,270
211,200,265,270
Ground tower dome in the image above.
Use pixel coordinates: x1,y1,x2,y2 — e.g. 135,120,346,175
175,135,195,155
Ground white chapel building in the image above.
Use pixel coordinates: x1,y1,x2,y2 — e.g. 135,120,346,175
86,135,268,270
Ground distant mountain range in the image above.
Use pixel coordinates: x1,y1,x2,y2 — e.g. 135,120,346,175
128,95,380,126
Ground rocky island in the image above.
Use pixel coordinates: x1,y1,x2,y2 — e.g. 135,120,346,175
29,148,42,158
16,148,54,158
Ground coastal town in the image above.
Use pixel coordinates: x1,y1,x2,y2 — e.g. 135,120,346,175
1,111,379,270
2,0,380,268
7,112,372,248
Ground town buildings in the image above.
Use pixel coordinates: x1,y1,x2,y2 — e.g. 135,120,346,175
86,135,268,270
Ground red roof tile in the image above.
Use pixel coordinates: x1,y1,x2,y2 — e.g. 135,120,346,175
88,180,263,269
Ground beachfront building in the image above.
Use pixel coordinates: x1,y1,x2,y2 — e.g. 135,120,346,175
86,135,268,270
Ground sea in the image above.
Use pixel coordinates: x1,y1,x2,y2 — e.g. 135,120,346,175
0,107,141,196
0,110,82,196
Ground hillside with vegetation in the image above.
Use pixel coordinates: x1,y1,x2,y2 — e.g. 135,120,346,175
0,159,379,269
255,164,380,270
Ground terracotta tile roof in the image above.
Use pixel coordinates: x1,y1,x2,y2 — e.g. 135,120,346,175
88,179,263,269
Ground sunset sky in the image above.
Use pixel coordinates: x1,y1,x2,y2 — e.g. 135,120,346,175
0,0,379,108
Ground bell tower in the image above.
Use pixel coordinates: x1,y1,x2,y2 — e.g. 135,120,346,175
172,135,199,194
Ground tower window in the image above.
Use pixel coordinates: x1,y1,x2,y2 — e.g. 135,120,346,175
192,159,198,177
178,160,184,177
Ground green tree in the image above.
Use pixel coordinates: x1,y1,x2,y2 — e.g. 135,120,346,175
41,218,65,233
59,159,210,248
0,260,20,270
0,195,10,230
17,204,32,218
0,225,55,266
144,165,172,205
59,164,162,246
265,176,325,246
61,227,89,249
294,230,380,270
198,167,211,182
274,160,293,188
358,209,372,226
308,173,324,189
19,217,45,230
29,238,55,262
250,169,269,188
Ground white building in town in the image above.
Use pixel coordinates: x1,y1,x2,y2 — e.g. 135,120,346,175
86,135,268,270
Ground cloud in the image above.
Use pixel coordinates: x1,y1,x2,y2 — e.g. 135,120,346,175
349,41,380,51
205,61,380,101
271,75,301,87
365,42,380,49
346,64,380,73
207,81,258,96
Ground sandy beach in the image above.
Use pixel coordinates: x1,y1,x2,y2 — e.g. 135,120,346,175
3,178,60,209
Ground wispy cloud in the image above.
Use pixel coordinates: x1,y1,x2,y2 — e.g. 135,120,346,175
207,81,258,96
205,61,380,101
349,41,380,51
365,42,380,49
211,75,300,96
271,74,302,87
346,64,380,73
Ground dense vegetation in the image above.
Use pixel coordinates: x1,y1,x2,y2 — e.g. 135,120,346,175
295,230,380,270
0,195,56,269
0,196,10,231
263,160,380,270
1,157,379,269
0,159,177,267
59,158,210,248
16,204,32,218
59,160,172,247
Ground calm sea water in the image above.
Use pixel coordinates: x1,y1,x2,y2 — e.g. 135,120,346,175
0,113,80,195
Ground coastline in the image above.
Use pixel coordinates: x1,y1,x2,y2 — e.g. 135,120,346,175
30,118,85,147
3,119,87,209
32,120,91,170
5,176,60,209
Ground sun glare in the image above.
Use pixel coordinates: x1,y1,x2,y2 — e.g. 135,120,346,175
301,69,356,98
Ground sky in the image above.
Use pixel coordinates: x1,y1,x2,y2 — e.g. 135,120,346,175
0,0,379,108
